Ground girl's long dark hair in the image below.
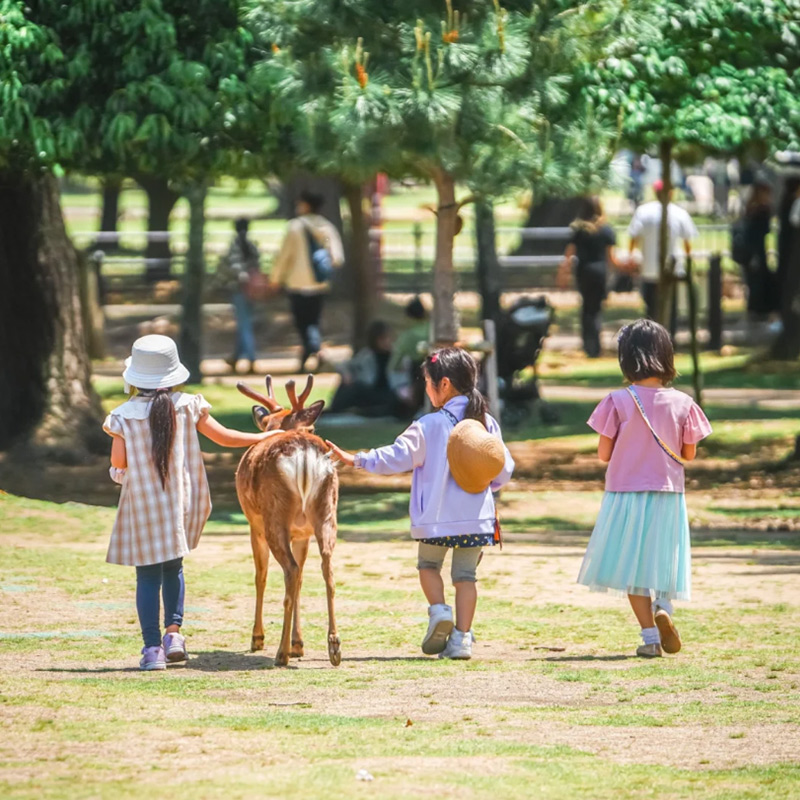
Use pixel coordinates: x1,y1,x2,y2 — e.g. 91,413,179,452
147,389,176,489
423,347,489,427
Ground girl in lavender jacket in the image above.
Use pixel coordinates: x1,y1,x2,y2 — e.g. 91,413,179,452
327,348,514,660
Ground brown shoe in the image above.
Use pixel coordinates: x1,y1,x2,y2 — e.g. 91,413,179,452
225,355,238,373
655,609,682,654
636,643,663,658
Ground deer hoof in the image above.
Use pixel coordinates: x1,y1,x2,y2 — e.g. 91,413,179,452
290,640,305,658
328,634,341,667
274,650,290,667
250,635,265,652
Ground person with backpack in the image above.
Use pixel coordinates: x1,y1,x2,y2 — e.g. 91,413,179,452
270,191,344,372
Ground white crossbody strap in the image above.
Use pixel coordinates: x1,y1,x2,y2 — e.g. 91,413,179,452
626,386,685,467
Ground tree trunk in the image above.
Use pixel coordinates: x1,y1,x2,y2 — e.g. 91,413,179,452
475,199,502,328
771,184,800,359
137,174,180,282
98,176,122,252
657,139,674,326
180,182,207,383
0,171,103,454
343,181,374,351
431,169,460,345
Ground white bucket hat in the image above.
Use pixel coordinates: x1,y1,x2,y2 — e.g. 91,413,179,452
122,335,190,390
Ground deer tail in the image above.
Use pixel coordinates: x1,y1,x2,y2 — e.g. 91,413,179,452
277,446,333,514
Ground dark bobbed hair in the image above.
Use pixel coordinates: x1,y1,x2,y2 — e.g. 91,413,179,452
234,217,249,234
405,296,426,320
617,319,677,385
367,319,392,351
423,347,489,427
299,190,324,214
575,196,603,222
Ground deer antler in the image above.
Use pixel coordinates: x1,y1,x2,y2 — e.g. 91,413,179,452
286,375,314,411
298,375,314,406
236,380,283,412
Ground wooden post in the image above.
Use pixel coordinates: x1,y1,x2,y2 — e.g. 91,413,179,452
483,319,500,419
685,255,703,408
707,252,723,352
657,139,674,326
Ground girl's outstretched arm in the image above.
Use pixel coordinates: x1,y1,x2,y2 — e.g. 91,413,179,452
598,434,615,463
197,413,280,448
326,441,355,467
331,423,426,475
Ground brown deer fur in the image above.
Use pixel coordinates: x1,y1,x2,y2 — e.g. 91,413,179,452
235,375,341,667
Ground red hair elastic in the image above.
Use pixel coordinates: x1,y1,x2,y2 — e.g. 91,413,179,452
430,354,438,363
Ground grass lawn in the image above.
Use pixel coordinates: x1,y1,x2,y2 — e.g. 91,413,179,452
1,493,799,799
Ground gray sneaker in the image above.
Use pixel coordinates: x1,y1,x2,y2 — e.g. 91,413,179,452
162,632,188,663
636,643,663,658
421,604,454,655
139,645,167,671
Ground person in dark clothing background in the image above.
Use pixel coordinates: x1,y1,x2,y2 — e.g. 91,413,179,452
558,197,622,358
736,179,774,317
777,177,800,300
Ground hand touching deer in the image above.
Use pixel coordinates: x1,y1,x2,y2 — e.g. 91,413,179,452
235,375,341,666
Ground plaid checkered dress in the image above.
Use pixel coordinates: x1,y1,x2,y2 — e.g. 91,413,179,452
103,393,212,566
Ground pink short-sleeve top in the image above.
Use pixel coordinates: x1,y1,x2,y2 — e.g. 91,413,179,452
588,387,711,493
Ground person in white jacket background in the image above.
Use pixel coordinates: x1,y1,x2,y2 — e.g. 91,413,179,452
270,190,344,372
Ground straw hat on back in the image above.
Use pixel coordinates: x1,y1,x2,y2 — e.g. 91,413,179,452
447,419,505,494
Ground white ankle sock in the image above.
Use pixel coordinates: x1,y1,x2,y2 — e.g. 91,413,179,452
641,626,661,645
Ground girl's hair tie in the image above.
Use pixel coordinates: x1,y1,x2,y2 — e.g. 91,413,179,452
430,353,438,363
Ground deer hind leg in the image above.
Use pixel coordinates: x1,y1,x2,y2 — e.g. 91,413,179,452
317,518,341,667
290,538,310,658
269,532,300,668
249,518,270,653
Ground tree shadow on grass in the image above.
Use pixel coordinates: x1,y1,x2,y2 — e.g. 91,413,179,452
542,654,635,663
188,650,286,671
37,666,141,674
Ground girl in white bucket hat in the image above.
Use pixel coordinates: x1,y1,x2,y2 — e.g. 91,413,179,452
104,335,284,671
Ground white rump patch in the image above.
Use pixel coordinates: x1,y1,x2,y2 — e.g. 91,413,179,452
276,447,334,513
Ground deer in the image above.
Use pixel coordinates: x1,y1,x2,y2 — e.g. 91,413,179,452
235,374,341,667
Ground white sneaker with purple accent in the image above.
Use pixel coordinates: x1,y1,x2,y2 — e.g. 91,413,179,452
162,632,188,663
139,645,167,671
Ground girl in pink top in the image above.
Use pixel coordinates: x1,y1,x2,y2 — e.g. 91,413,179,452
577,320,711,658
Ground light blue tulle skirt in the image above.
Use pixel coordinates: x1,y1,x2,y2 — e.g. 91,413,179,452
577,491,691,601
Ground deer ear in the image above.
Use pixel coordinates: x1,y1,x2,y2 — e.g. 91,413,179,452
252,406,271,431
292,399,325,428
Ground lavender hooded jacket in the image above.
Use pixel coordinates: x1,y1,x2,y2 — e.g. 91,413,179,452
354,396,515,539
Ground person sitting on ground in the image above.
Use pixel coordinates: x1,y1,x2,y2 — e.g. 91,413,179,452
329,320,402,418
388,296,429,414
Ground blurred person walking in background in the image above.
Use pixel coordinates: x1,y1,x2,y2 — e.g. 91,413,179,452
270,191,344,372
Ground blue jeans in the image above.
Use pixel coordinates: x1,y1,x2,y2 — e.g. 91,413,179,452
135,558,185,648
232,291,256,361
